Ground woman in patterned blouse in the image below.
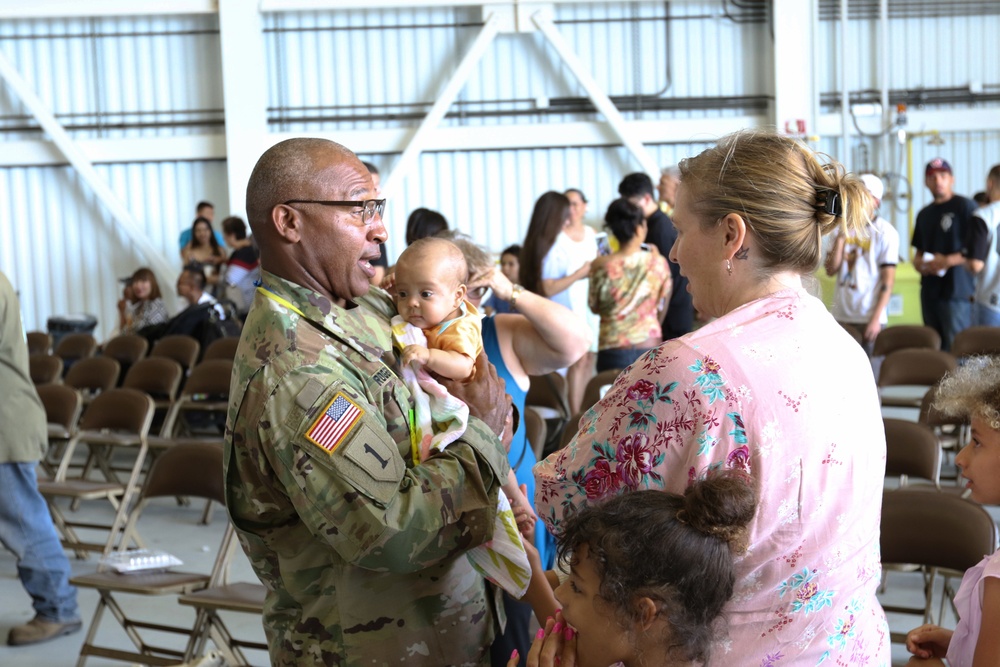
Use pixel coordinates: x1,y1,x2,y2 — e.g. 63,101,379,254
535,130,891,666
117,267,169,335
589,198,672,373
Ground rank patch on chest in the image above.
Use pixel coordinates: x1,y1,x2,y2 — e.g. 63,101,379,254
305,393,363,454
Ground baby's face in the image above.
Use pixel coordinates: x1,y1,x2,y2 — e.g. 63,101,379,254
394,258,465,329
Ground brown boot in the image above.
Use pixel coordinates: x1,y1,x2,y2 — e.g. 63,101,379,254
7,616,82,646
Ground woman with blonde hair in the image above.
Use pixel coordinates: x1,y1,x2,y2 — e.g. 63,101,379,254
536,130,890,665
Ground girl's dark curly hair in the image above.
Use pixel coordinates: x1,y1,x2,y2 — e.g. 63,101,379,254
557,470,756,663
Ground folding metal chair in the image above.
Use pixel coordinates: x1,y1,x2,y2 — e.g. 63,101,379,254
951,326,1000,358
29,353,64,385
878,348,957,408
27,330,53,356
55,332,98,367
147,359,233,524
70,443,236,667
123,357,185,432
879,489,998,642
179,579,268,667
526,372,571,458
872,324,941,357
150,359,232,444
102,333,150,382
37,388,155,558
36,383,83,478
201,337,240,363
150,335,202,377
883,418,940,489
64,356,121,401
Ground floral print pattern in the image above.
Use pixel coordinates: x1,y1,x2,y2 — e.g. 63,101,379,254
534,289,890,666
589,248,671,350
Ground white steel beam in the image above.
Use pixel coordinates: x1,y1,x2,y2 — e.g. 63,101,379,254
1,135,227,168
379,12,503,197
286,115,763,155
0,116,754,169
0,49,176,285
531,8,661,181
816,108,1000,137
6,107,1000,168
0,0,217,19
0,0,709,18
260,0,698,11
217,0,269,218
771,0,818,137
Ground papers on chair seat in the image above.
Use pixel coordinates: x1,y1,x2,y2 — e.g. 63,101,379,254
100,549,182,574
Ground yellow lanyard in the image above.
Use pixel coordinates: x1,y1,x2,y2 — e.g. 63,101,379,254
256,286,306,318
257,284,421,463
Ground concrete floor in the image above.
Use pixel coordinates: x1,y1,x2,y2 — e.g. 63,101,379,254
0,496,268,667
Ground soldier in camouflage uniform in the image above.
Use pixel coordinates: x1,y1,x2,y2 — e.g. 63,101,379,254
226,138,513,666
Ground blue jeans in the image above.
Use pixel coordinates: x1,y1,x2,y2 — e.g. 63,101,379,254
0,462,79,623
920,294,973,352
975,303,1000,327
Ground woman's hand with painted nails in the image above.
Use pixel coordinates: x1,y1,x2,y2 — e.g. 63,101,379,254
518,611,577,667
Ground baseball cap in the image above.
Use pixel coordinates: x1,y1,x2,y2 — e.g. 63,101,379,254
859,174,884,202
925,158,952,176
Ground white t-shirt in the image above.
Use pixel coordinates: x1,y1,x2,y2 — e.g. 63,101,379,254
972,201,1000,313
542,226,599,347
831,216,900,325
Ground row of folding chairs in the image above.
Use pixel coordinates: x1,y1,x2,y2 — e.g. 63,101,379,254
842,323,1000,358
37,355,235,559
68,443,267,667
29,333,240,388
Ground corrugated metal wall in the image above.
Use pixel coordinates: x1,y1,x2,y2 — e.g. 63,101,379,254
0,161,229,338
1,2,999,339
361,141,715,262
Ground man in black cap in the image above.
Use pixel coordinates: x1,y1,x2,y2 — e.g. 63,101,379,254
911,158,978,351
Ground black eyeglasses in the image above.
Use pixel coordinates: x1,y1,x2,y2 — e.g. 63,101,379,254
283,199,385,226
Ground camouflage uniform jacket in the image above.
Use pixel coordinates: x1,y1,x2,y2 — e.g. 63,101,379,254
225,271,510,666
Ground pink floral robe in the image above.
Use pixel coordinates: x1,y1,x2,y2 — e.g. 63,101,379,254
534,289,891,666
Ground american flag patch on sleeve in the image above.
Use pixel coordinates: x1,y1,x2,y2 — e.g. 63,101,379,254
305,393,363,453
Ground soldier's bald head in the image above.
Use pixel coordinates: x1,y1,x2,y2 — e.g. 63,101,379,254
245,138,358,239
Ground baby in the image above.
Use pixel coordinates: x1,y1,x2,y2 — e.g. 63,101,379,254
393,237,482,382
391,237,534,596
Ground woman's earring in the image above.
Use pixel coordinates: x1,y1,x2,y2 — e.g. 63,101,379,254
726,259,733,276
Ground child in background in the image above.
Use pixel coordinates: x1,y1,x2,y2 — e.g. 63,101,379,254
905,356,1000,667
390,237,535,597
509,470,757,667
483,245,521,315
